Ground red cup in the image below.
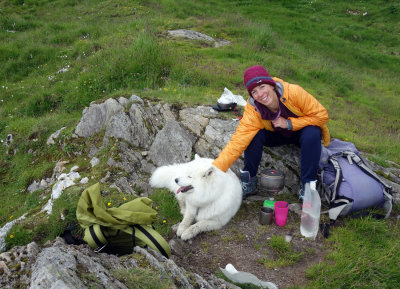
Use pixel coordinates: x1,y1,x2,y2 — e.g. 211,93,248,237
274,201,289,226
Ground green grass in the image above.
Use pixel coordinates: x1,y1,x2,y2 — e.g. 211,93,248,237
305,217,400,288
0,0,399,288
112,266,176,289
150,189,182,236
258,235,305,269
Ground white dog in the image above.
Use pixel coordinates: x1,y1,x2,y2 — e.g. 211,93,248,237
150,155,242,240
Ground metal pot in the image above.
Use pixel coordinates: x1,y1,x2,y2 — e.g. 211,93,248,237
260,169,285,192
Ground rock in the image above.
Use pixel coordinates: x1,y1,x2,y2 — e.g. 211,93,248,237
179,107,211,136
30,238,128,289
46,127,66,145
90,157,99,167
148,120,196,167
168,29,216,42
104,103,158,149
289,203,302,216
75,98,124,137
115,177,137,196
167,29,231,48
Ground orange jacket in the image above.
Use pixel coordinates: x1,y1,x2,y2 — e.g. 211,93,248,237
212,77,330,172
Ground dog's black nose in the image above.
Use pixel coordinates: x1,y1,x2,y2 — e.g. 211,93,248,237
175,178,179,183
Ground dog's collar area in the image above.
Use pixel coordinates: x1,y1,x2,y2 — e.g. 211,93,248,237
176,185,193,194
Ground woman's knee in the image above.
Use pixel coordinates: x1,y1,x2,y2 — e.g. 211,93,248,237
300,126,321,144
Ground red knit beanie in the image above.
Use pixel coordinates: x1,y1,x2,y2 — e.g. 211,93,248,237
243,65,276,96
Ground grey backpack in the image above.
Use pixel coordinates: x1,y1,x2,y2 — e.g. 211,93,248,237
318,139,392,222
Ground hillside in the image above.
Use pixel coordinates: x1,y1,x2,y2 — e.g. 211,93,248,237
1,0,400,288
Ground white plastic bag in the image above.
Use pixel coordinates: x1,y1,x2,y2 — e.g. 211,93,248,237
218,87,247,106
220,264,278,289
300,181,321,240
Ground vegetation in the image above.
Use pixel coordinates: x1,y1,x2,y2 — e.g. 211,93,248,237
0,0,399,288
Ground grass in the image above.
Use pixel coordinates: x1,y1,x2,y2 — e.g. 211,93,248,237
0,0,399,288
258,235,305,269
112,266,176,289
305,217,400,288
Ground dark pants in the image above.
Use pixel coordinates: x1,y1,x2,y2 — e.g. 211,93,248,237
243,126,322,184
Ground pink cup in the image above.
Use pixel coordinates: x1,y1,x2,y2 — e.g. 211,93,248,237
274,201,289,226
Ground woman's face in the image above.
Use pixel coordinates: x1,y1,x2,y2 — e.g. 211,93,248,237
251,83,278,109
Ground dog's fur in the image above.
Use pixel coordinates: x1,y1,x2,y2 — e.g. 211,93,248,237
150,155,242,240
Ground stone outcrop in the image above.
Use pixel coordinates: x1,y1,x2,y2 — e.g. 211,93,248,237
0,238,236,289
2,95,399,288
168,29,231,48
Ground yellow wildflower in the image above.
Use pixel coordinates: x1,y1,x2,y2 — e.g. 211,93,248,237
10,234,14,239
107,202,111,206
162,220,166,224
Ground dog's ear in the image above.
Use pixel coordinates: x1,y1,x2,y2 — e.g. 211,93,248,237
203,167,214,178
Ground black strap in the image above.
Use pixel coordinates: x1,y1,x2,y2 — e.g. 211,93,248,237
320,223,330,239
133,224,168,258
89,225,104,248
61,224,86,245
132,226,136,248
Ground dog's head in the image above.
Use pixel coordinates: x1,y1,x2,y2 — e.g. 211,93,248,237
174,166,215,194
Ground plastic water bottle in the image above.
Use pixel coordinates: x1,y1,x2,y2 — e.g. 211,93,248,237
300,181,321,239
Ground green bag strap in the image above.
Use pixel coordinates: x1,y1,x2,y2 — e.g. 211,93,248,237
132,224,171,258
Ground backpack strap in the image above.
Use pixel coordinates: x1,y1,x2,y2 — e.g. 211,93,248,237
328,156,343,202
131,225,171,258
61,224,86,245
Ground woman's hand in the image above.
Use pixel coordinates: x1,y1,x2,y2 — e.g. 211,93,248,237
271,116,288,129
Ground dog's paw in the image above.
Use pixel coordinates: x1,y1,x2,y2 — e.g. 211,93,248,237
176,223,187,237
180,226,199,240
171,222,180,233
180,230,195,241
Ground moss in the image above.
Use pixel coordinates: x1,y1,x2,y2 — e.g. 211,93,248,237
375,170,394,182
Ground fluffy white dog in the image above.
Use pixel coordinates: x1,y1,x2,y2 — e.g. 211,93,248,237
150,155,242,240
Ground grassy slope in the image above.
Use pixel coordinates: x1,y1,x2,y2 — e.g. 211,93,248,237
0,0,399,288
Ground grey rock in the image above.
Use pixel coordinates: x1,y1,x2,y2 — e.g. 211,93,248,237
75,98,124,137
148,120,196,167
215,40,231,47
30,246,88,289
129,94,144,104
117,96,130,107
128,103,158,148
180,107,210,136
46,127,66,145
90,157,99,167
115,177,137,196
168,29,215,42
30,238,128,289
105,111,133,142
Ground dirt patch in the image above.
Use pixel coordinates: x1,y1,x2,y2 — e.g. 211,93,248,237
168,200,329,289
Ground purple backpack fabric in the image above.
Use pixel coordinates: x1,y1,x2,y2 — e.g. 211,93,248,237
318,139,392,221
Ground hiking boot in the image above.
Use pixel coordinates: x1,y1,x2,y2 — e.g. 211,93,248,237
240,170,258,198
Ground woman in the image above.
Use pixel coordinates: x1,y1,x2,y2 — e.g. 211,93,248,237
212,65,330,198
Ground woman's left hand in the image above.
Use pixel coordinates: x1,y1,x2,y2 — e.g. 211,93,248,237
271,116,288,129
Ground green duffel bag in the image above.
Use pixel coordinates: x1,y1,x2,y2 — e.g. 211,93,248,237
76,183,170,258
